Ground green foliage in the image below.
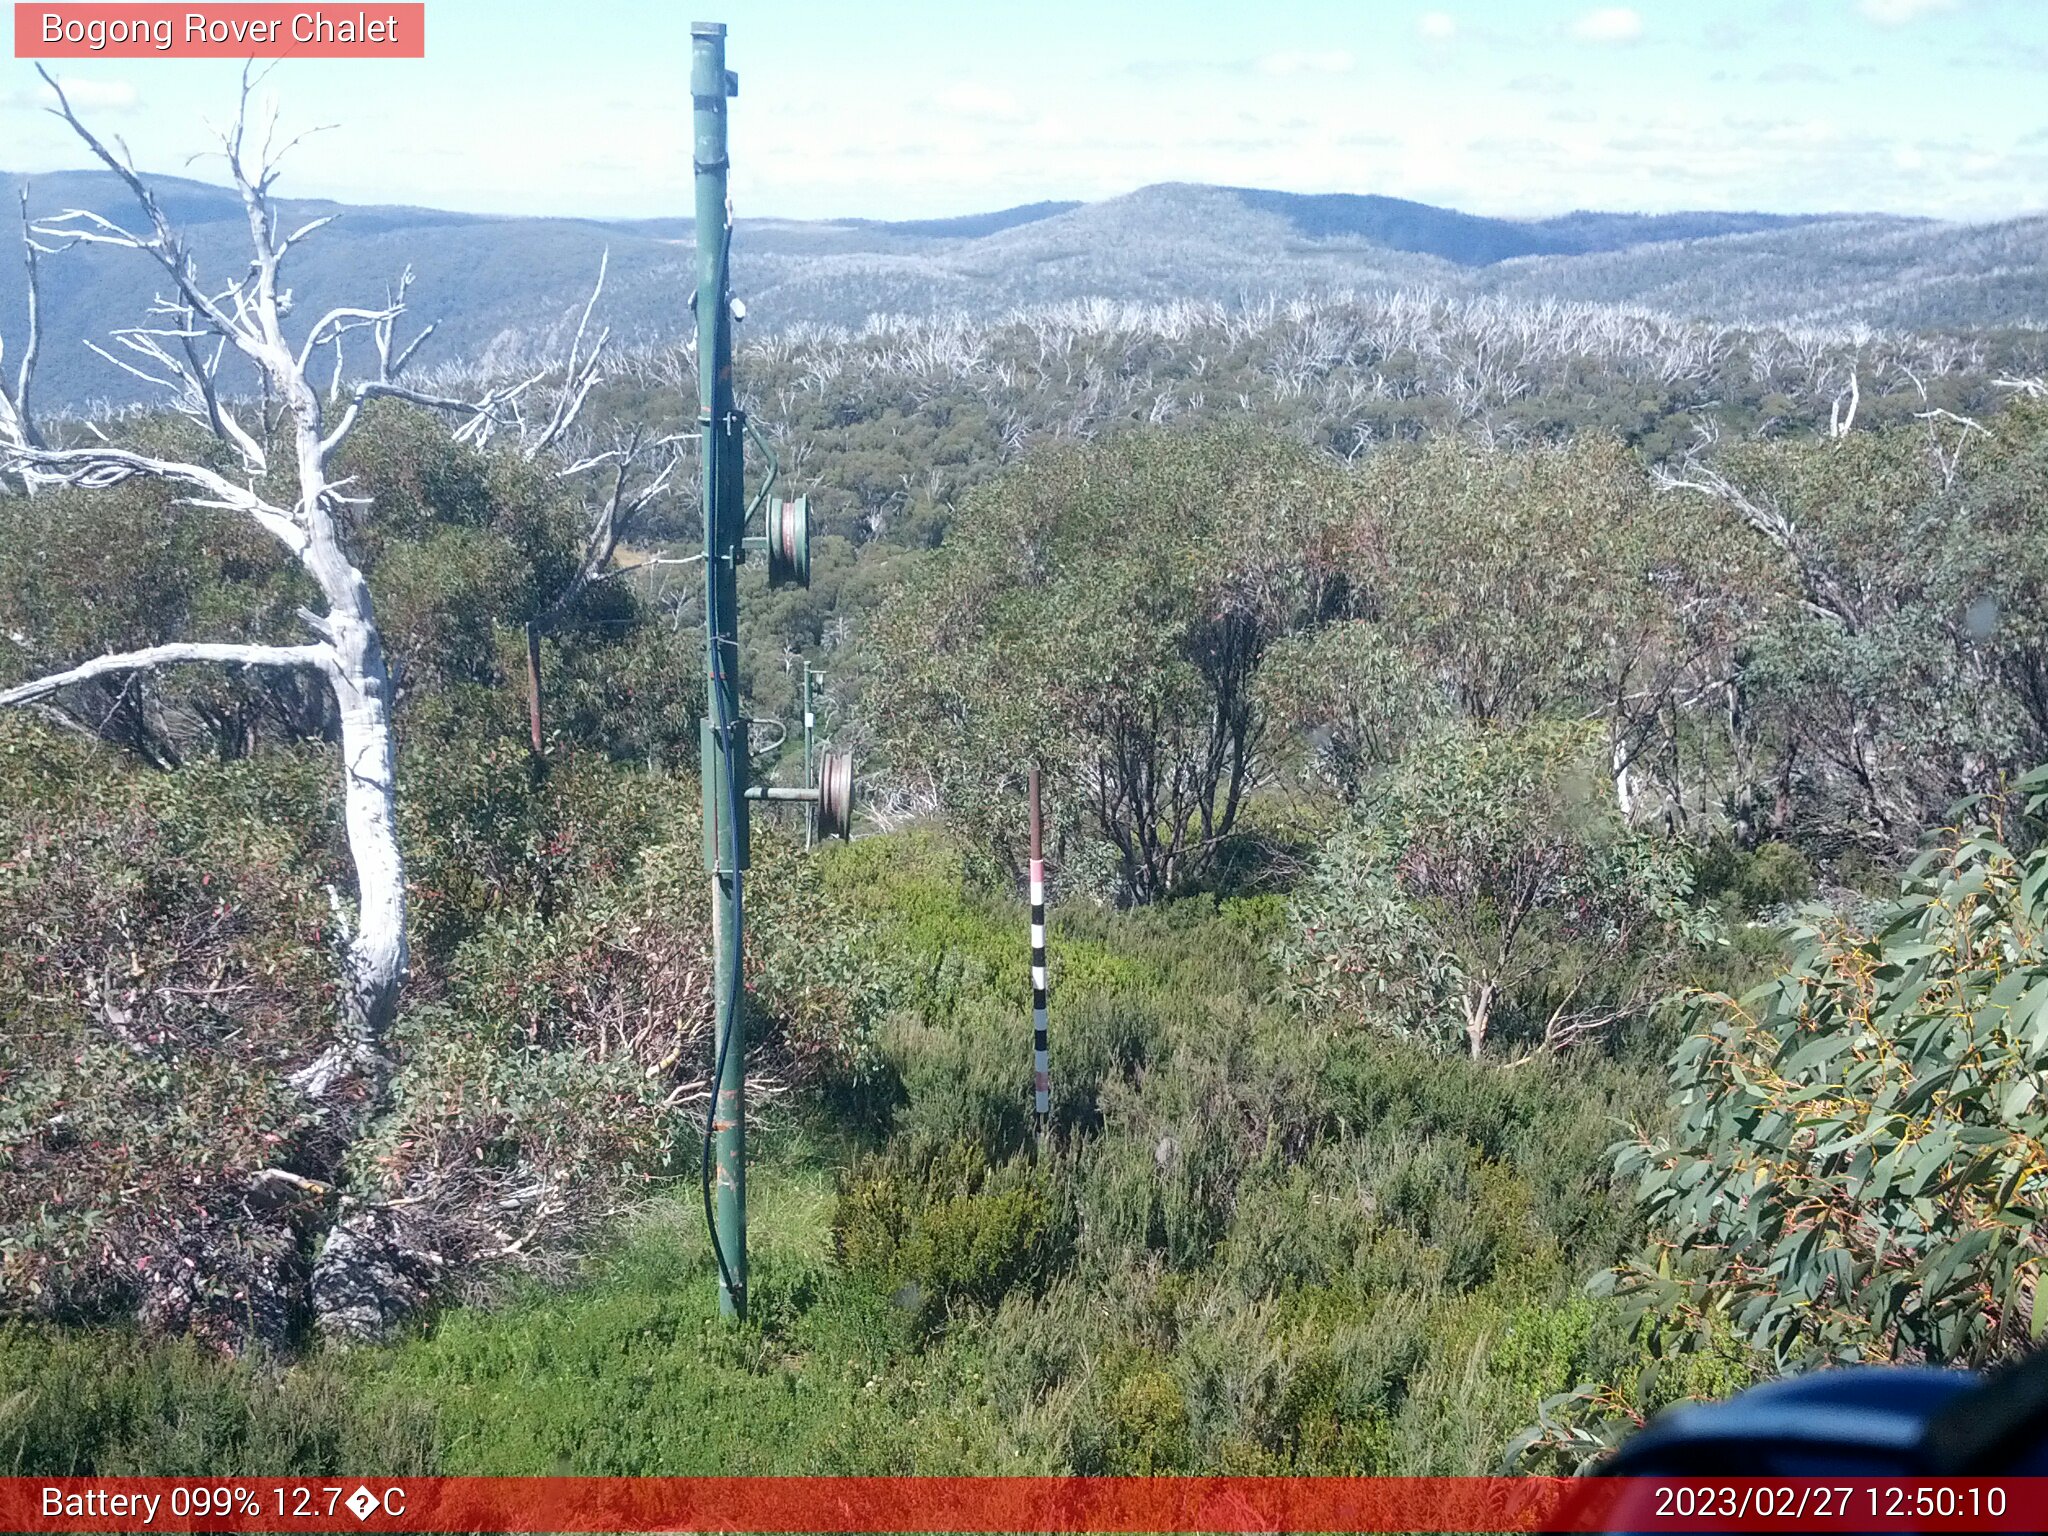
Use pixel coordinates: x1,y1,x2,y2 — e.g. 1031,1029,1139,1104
0,719,340,1344
1104,1365,1193,1472
834,1139,1072,1334
1705,402,2048,853
1508,1307,1763,1473
1692,837,1816,914
746,831,894,1086
0,1157,991,1476
398,709,672,952
1341,435,1755,737
0,441,318,764
358,811,885,1275
0,1323,432,1476
829,855,1665,1471
1608,767,2048,1370
869,426,1351,902
335,1161,1002,1476
0,400,695,775
1281,721,1708,1059
1260,620,1443,797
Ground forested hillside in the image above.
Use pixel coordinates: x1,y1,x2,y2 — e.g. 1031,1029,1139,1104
7,116,2048,1477
4,170,2045,410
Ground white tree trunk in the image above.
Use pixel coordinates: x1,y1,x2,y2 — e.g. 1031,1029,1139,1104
1463,979,1496,1060
1,68,621,1340
336,639,406,1054
290,603,407,1095
1612,734,1636,820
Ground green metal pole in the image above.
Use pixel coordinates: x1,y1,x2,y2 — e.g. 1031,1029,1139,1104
803,665,815,850
692,18,746,1321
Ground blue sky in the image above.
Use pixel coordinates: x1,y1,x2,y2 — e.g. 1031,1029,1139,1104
3,0,2044,222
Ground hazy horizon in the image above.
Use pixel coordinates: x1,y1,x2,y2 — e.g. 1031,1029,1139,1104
0,168,2033,231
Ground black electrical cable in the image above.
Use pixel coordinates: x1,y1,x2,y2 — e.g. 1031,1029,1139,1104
700,664,743,1309
700,215,744,1313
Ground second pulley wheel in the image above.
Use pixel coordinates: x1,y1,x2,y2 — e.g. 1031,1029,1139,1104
765,496,811,589
814,748,854,841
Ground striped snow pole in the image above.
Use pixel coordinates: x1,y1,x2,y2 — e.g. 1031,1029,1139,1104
1029,766,1051,1123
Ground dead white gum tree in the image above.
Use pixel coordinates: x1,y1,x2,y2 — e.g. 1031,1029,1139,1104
0,66,639,1106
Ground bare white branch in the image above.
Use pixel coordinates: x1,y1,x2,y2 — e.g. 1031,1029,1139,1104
1651,448,1861,630
533,425,687,633
0,441,306,549
0,641,334,708
1915,406,1992,489
521,250,611,460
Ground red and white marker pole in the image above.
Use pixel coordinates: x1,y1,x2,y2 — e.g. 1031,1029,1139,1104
1028,766,1051,1126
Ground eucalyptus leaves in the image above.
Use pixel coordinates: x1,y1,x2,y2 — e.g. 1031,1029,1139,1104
1608,766,2048,1369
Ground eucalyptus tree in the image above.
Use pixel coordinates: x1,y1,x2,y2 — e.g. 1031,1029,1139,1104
1297,435,1768,825
1281,721,1706,1061
868,426,1349,902
1654,402,2048,850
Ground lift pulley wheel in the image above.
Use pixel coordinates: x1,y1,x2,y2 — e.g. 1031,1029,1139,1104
765,497,811,589
815,748,855,841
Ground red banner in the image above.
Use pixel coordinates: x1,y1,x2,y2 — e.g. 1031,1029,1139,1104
14,4,424,58
5,1477,2048,1533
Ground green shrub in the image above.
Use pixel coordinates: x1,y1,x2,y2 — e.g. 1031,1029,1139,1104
879,1006,1037,1157
0,723,339,1344
0,1324,434,1475
1691,836,1816,914
1281,720,1709,1061
1105,1365,1192,1472
1043,990,1168,1136
1218,1158,1377,1299
1608,769,2048,1370
834,1140,1071,1334
397,698,679,953
1071,1099,1238,1275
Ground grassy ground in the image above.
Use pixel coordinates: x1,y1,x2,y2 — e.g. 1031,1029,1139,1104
3,831,1714,1478
2,1148,981,1475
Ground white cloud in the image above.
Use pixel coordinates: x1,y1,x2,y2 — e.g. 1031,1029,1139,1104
1256,49,1356,77
1571,7,1643,42
1417,12,1458,40
1858,0,1960,23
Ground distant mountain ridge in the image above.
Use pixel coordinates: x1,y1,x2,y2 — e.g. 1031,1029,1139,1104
849,201,1086,240
1223,187,1837,264
0,171,2040,408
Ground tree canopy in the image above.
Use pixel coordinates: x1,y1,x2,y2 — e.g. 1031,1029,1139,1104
870,426,1350,902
